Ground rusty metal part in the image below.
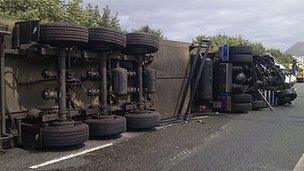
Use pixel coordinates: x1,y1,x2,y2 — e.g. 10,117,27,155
137,56,144,110
58,48,67,120
99,55,109,114
143,68,156,93
113,67,128,95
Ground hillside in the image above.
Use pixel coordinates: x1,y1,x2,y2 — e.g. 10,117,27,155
286,42,304,56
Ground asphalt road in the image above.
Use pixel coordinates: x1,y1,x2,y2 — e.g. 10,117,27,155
1,84,304,170
68,84,304,171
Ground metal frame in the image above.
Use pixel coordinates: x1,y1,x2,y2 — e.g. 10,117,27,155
137,56,144,111
57,48,67,121
174,43,203,117
0,30,11,151
185,41,212,117
174,40,212,118
99,53,109,115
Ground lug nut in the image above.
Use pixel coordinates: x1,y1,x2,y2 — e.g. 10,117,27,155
87,70,100,79
41,89,58,100
87,89,100,96
41,69,57,79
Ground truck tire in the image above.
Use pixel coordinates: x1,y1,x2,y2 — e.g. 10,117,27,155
42,122,89,148
88,27,126,52
125,111,160,129
277,89,297,105
234,72,247,84
230,54,253,63
126,32,159,54
252,100,266,110
232,103,252,112
230,46,254,54
40,22,88,47
84,116,126,138
232,94,252,103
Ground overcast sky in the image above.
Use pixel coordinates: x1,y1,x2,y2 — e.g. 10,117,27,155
84,0,303,51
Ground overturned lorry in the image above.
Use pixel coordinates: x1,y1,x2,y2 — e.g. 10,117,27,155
0,20,161,149
187,45,297,115
0,20,298,151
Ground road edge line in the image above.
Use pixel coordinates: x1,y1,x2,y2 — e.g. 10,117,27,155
294,152,304,171
29,143,113,169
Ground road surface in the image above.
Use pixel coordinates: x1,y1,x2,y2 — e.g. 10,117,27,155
1,84,304,170
73,84,304,171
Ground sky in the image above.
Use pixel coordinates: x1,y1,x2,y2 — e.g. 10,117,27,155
83,0,304,51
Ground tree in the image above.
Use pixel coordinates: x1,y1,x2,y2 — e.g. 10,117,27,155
0,0,122,30
194,34,249,46
135,25,166,39
194,34,292,66
267,48,293,65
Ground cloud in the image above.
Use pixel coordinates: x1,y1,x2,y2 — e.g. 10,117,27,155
84,0,304,51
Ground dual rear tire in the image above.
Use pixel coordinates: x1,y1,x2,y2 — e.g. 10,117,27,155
40,22,88,47
126,32,160,54
42,122,89,148
84,116,126,138
232,93,252,113
125,111,160,130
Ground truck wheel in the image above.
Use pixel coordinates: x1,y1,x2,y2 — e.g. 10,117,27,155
125,111,160,129
252,100,266,110
234,72,247,84
126,32,159,54
42,122,89,148
88,27,126,52
277,89,297,105
84,116,126,138
232,94,252,103
40,22,88,47
232,103,252,112
230,54,253,63
230,46,254,54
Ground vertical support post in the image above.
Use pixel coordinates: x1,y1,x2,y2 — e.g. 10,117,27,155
137,56,144,110
0,35,5,151
67,48,72,119
99,54,108,114
58,48,67,121
0,30,10,151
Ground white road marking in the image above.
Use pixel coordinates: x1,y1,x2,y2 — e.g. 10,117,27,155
155,124,173,130
168,124,229,163
294,152,304,171
29,143,113,169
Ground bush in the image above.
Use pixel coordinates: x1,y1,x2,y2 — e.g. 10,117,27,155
134,25,166,39
194,34,292,66
0,0,121,30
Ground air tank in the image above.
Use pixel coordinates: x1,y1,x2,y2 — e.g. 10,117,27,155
113,67,128,95
196,58,213,100
143,68,156,93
